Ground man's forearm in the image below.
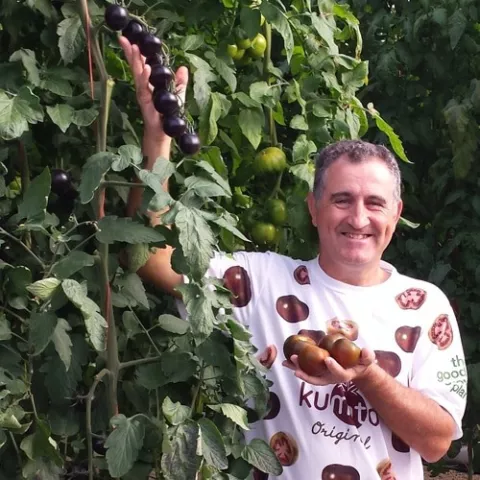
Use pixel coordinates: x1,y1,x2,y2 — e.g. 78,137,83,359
354,364,455,462
126,130,171,218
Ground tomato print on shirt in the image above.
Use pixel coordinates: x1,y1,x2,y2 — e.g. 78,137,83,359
395,288,427,310
429,314,453,350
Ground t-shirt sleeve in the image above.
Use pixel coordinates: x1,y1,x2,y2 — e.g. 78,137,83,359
409,288,467,440
175,250,273,326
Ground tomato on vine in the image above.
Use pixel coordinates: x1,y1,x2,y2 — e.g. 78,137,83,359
249,33,267,59
104,4,129,31
266,198,287,226
227,44,245,62
251,222,278,246
253,147,287,175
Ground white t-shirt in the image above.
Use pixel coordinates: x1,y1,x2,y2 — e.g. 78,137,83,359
185,251,467,479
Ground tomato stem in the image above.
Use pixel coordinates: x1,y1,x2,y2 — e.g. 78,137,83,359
262,22,278,147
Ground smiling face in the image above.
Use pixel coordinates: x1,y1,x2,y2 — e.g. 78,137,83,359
307,155,403,285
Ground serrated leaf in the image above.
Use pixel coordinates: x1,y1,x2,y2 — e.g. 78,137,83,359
185,54,217,111
181,34,205,51
52,318,72,371
114,145,143,171
157,314,189,335
199,93,222,146
84,311,107,352
212,215,250,242
121,273,149,310
72,107,98,126
162,397,190,426
184,177,229,198
161,421,199,480
371,113,410,163
22,458,63,480
46,104,74,133
105,415,145,478
79,152,117,204
0,314,12,341
238,108,264,149
28,312,57,355
207,404,249,430
205,52,236,93
57,15,85,64
249,82,281,109
195,160,231,195
48,408,79,437
198,418,228,470
448,10,466,49
96,216,165,244
311,13,339,55
290,163,314,191
51,251,96,279
40,69,73,97
26,278,61,300
293,135,317,163
17,167,50,221
9,49,41,86
0,87,44,141
176,206,215,278
241,439,282,475
260,3,294,62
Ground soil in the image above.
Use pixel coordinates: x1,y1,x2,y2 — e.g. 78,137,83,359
424,466,480,479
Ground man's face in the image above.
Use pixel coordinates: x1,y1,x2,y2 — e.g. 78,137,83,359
307,155,403,278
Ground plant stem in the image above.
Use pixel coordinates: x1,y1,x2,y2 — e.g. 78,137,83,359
190,364,204,416
262,22,278,147
0,228,45,270
0,307,27,325
86,368,110,480
8,432,21,467
17,141,32,250
69,232,97,254
127,306,162,355
119,355,162,370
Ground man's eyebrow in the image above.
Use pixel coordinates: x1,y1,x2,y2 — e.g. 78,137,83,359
329,192,388,204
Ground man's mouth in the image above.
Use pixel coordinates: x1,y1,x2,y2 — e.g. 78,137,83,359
341,233,372,240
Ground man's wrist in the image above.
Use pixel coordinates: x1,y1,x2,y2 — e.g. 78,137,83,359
354,363,388,393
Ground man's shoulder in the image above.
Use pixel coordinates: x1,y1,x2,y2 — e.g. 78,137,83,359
215,250,312,269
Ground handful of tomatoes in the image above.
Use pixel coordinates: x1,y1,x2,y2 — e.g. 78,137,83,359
283,332,362,376
104,4,201,155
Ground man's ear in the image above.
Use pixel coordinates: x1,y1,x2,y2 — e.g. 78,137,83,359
394,199,404,224
307,191,318,227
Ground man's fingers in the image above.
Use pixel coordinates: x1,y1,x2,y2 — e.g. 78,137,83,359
175,66,189,103
118,36,132,64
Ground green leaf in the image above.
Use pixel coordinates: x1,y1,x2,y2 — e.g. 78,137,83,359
40,68,73,97
198,418,228,470
0,314,12,341
121,273,149,310
175,206,215,278
290,163,314,191
79,152,117,204
26,277,61,300
52,318,72,371
398,216,420,229
260,3,294,62
162,397,190,426
184,177,229,198
238,108,264,149
311,13,339,55
290,114,309,130
207,404,249,430
428,262,452,285
20,418,63,466
205,52,236,93
105,414,145,478
72,107,98,126
28,312,57,355
181,34,205,52
369,110,410,163
113,145,143,171
84,311,107,352
212,215,250,242
0,87,44,141
48,407,79,437
195,160,231,195
9,49,41,86
241,438,282,475
51,251,96,279
46,104,74,133
185,54,217,111
157,314,189,335
448,10,466,49
96,216,165,244
240,7,261,38
199,93,223,146
22,458,63,480
293,135,317,163
161,421,199,480
249,82,281,109
57,15,85,64
17,167,50,221
341,61,368,90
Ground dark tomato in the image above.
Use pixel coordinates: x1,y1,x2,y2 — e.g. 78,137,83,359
179,133,201,155
122,20,144,44
92,437,107,456
298,344,330,377
330,338,361,369
153,90,179,115
104,4,129,31
139,33,162,57
150,64,173,89
283,334,316,361
318,333,344,353
163,116,187,138
146,53,163,66
51,169,72,195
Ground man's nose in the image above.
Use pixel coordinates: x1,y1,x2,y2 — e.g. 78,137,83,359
348,203,369,230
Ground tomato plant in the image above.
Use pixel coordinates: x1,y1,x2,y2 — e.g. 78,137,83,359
0,0,407,478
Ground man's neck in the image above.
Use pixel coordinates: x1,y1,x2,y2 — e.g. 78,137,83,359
318,257,390,287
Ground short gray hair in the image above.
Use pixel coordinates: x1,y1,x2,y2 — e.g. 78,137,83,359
313,140,402,202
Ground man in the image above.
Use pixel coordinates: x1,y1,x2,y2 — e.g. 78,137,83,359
120,37,467,479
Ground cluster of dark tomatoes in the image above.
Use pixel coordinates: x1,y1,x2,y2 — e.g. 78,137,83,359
104,4,201,155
